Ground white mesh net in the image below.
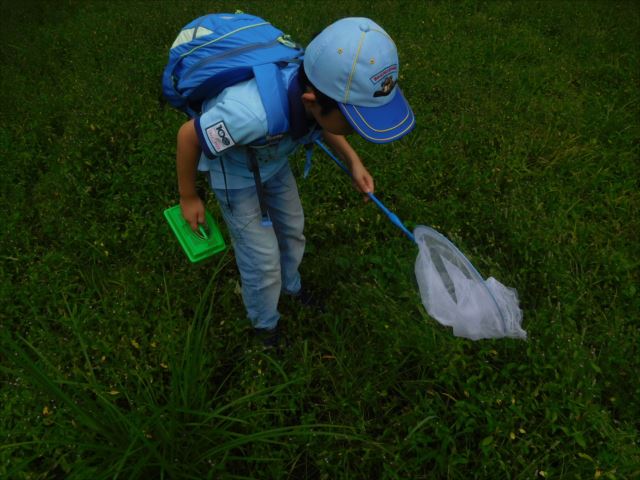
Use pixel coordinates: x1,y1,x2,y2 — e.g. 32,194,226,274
414,225,526,340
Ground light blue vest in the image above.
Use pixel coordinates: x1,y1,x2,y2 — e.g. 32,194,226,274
195,63,321,190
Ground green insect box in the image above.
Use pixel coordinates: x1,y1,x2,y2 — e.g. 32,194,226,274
164,205,226,263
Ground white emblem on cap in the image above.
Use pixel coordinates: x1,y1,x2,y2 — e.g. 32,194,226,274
370,64,398,84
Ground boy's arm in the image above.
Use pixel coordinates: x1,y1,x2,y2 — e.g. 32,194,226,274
176,119,205,230
322,131,374,201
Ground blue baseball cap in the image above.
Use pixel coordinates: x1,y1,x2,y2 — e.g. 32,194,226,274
303,17,415,144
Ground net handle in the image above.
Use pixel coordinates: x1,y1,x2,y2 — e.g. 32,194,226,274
315,140,416,244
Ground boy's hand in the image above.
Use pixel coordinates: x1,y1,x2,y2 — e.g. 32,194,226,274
180,195,205,231
350,162,374,202
321,131,374,202
176,119,204,230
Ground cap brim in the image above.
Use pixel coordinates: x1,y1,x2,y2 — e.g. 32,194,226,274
338,87,415,144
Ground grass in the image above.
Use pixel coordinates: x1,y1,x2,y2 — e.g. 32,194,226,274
1,0,638,478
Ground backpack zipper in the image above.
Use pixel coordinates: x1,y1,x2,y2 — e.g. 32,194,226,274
180,21,270,58
182,38,285,80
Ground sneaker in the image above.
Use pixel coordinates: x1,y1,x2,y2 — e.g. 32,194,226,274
253,326,281,349
290,285,326,312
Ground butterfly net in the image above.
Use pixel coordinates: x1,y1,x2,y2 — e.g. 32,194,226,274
414,226,526,340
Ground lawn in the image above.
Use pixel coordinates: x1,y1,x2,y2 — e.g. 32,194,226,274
1,0,638,478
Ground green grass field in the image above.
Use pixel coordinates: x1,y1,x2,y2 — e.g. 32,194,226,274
1,0,638,478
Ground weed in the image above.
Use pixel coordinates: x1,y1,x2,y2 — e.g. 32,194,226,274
1,1,638,478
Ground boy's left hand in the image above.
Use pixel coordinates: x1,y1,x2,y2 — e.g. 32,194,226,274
350,163,374,202
321,131,374,202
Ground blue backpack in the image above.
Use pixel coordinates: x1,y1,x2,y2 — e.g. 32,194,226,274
162,12,306,227
162,12,303,141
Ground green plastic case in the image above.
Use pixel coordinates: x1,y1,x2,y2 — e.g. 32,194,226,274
164,205,226,263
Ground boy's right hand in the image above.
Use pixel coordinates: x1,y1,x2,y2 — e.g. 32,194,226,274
180,195,205,231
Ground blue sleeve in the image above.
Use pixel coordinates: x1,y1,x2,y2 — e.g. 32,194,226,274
195,98,267,158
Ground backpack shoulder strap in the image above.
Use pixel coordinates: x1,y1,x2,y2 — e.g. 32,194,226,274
252,63,290,140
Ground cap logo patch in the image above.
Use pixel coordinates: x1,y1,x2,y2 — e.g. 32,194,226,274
373,76,397,97
370,64,398,84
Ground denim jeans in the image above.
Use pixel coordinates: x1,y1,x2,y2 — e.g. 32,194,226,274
212,163,304,330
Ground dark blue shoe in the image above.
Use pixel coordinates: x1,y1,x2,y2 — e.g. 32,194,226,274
290,285,326,312
253,326,281,349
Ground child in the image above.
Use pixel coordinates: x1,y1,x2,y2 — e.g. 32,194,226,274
175,17,415,344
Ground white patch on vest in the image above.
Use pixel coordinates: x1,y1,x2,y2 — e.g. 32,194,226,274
206,121,235,154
